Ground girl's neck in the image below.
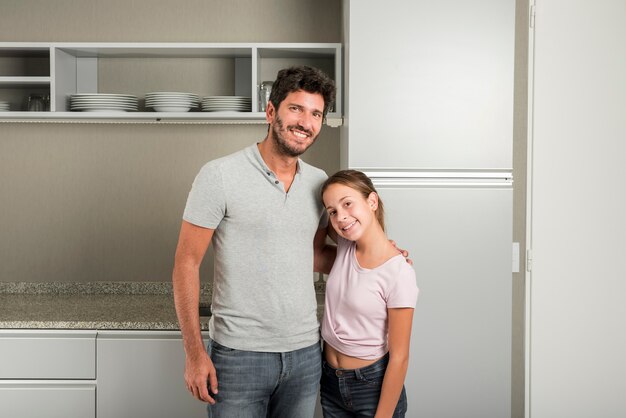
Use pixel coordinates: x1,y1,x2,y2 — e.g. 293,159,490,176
354,222,398,269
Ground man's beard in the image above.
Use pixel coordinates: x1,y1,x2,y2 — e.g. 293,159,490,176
271,114,317,157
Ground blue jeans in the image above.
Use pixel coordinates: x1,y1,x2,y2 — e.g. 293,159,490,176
206,338,321,418
320,354,407,418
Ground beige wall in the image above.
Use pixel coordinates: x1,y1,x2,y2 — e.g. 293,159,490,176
0,0,341,43
0,0,342,283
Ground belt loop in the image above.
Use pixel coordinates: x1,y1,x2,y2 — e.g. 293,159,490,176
354,367,363,380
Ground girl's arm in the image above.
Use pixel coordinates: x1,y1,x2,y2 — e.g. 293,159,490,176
375,307,415,418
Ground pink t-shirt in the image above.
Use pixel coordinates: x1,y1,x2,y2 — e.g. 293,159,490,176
321,236,419,360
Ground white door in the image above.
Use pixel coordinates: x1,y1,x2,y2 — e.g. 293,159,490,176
527,1,626,417
377,185,512,417
344,0,514,169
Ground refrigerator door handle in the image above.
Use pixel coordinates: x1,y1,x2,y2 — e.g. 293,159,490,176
359,169,513,188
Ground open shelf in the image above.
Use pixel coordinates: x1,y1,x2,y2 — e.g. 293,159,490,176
0,42,342,125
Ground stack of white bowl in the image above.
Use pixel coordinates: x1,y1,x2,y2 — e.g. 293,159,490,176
201,96,251,112
145,92,200,112
0,100,9,111
70,94,138,112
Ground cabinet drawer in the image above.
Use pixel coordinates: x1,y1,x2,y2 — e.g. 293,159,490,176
0,382,95,418
97,331,209,418
0,330,96,379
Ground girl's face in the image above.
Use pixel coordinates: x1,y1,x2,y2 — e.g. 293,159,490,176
323,183,378,242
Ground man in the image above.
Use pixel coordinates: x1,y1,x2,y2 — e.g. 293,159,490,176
173,66,337,418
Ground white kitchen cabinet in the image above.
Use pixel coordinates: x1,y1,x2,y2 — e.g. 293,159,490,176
0,382,95,418
97,330,209,418
0,42,342,125
343,0,514,169
0,330,97,418
527,1,626,416
0,329,210,418
375,184,513,417
343,1,515,415
0,330,96,379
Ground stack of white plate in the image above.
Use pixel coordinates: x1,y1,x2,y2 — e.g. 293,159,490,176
201,96,251,112
0,100,9,111
69,93,138,112
145,92,200,112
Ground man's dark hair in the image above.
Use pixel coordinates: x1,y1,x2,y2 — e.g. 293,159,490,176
269,66,336,117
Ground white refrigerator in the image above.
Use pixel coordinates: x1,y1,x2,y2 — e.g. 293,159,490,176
342,0,514,416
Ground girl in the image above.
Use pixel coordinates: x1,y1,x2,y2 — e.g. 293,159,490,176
320,170,419,418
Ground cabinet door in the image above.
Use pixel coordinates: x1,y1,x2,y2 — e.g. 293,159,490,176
528,1,626,416
0,330,96,379
344,0,514,169
97,331,209,418
0,382,95,418
376,186,512,417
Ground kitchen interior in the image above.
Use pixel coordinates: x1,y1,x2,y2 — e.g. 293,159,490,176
1,1,625,418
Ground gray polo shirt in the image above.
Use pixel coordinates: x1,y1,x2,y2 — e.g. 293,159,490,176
183,143,328,352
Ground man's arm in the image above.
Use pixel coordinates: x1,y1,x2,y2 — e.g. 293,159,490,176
313,224,337,274
172,220,217,404
390,240,413,265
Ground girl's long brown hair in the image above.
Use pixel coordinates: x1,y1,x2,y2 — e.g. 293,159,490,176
321,170,386,232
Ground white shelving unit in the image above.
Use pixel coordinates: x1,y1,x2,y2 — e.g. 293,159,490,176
0,76,51,86
0,42,342,126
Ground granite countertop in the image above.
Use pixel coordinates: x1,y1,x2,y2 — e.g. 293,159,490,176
0,281,326,331
0,282,212,330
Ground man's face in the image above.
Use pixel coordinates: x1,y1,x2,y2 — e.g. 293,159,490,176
267,90,325,157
